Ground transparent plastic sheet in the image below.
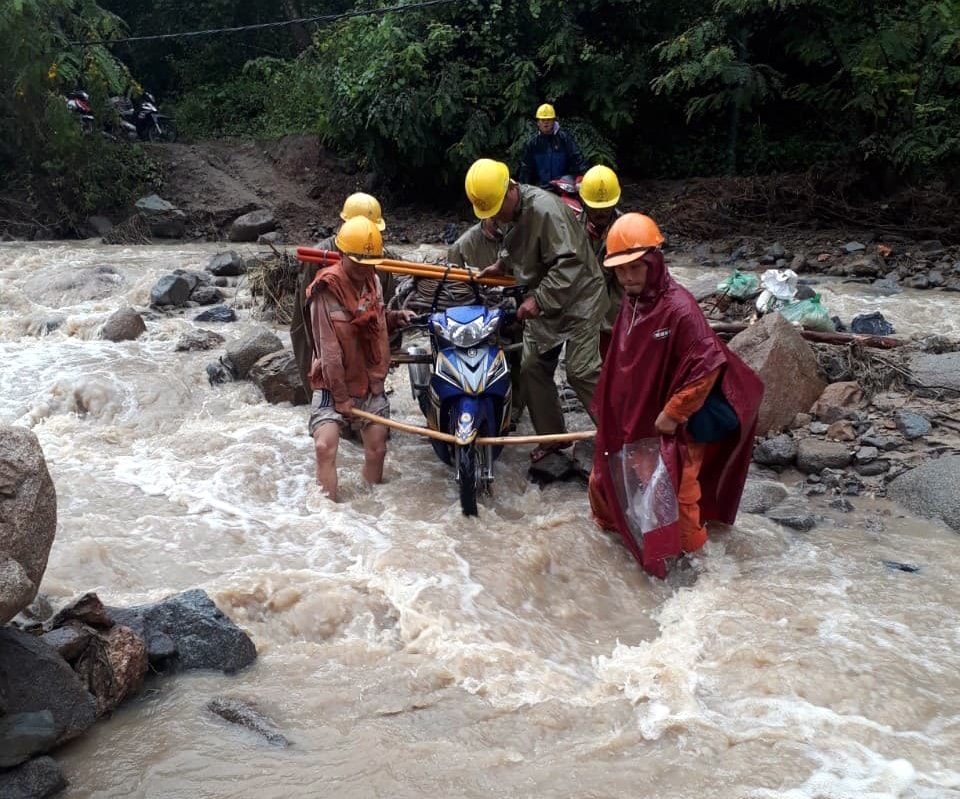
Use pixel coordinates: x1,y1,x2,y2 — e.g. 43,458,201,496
606,437,679,553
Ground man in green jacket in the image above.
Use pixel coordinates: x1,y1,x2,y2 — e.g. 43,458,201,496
466,159,608,459
578,165,624,360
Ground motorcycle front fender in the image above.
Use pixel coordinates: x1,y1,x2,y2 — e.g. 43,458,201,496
451,396,481,445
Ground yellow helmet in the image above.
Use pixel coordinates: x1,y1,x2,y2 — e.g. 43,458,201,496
464,159,510,219
536,103,556,120
339,192,386,231
335,216,384,264
579,165,621,209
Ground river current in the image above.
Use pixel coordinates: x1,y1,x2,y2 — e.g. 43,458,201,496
1,241,958,798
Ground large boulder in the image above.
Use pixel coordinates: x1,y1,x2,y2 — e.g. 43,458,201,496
150,275,192,307
0,711,58,769
888,456,960,532
796,439,852,473
206,251,246,277
228,209,276,243
0,756,68,799
224,329,284,379
738,480,789,515
135,194,187,238
249,350,309,406
0,428,57,625
0,628,97,747
728,313,826,435
98,307,146,342
105,588,256,673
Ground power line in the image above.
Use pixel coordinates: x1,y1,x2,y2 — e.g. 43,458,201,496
67,0,461,47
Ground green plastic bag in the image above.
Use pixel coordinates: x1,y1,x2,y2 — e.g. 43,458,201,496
778,293,836,332
716,269,760,300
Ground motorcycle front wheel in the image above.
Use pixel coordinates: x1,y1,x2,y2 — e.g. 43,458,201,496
456,443,481,517
148,120,177,143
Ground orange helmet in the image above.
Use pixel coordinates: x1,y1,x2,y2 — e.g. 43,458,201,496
603,213,664,268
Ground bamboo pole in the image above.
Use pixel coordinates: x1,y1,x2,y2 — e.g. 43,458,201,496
351,409,595,448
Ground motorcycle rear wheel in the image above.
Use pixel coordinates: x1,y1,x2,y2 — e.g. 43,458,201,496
148,120,177,143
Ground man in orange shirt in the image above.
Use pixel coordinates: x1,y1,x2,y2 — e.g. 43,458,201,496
305,216,413,500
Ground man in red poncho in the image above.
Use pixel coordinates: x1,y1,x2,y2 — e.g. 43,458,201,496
588,213,764,579
306,216,413,500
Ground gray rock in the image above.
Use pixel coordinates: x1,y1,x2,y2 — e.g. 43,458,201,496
229,209,276,243
207,697,289,747
728,313,825,435
855,446,879,463
0,428,57,625
767,505,817,531
855,459,891,476
928,269,945,287
796,439,851,473
0,756,68,799
98,307,146,342
175,329,225,352
0,628,97,746
905,274,930,290
0,711,58,769
861,435,899,451
206,251,246,277
753,435,797,467
190,285,224,306
888,456,960,532
135,194,187,238
225,330,284,380
829,498,855,513
790,254,807,272
770,242,786,258
738,480,789,514
249,350,308,406
171,269,210,292
804,483,828,496
872,278,902,295
41,626,93,662
894,410,931,439
528,452,579,484
150,275,192,307
195,305,237,323
907,352,960,394
106,588,256,673
257,231,284,245
809,422,829,434
844,242,866,254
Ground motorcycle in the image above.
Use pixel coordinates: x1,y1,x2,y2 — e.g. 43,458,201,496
65,90,95,135
405,284,526,516
543,174,583,218
109,93,177,142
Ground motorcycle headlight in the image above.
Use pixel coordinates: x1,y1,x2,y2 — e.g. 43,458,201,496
448,315,499,348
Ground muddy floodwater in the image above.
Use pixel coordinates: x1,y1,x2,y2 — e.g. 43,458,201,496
2,241,959,798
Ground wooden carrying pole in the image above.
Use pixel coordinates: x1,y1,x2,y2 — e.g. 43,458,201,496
295,247,516,288
350,408,595,447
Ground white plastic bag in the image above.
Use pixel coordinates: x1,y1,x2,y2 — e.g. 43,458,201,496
755,268,798,314
606,438,679,551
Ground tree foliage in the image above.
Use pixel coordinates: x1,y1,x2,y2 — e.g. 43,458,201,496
0,0,157,231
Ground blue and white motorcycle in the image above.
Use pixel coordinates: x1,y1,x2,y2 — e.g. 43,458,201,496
406,289,522,515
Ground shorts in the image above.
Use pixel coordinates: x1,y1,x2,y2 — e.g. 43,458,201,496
308,389,390,436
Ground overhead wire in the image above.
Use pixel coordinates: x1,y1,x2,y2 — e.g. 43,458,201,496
66,0,461,48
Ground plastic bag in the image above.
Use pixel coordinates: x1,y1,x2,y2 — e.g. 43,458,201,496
850,311,895,336
606,438,679,551
755,268,798,314
778,293,836,332
716,269,760,300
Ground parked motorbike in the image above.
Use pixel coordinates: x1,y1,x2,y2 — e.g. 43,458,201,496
108,93,177,142
405,284,526,515
64,90,95,135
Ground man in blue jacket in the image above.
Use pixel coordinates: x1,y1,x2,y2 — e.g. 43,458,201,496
517,103,590,187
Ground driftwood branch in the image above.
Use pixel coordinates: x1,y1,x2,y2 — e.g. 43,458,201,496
709,322,903,349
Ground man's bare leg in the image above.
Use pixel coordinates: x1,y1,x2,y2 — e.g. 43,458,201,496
360,423,388,486
313,422,341,500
